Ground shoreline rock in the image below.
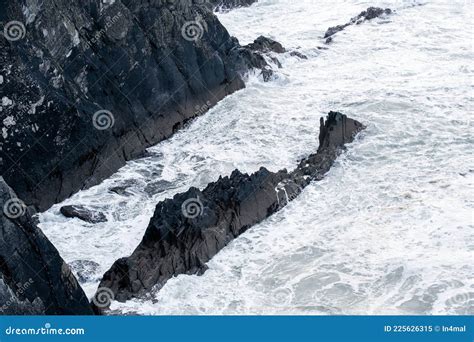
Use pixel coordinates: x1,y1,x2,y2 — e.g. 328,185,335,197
238,36,307,80
0,177,93,315
94,112,365,308
0,0,282,212
324,7,392,43
245,36,286,54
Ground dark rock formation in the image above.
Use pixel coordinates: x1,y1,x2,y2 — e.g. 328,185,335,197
0,177,93,315
0,0,280,211
60,205,107,223
324,7,392,43
237,36,309,80
94,112,365,307
212,0,258,12
245,36,285,54
245,36,307,61
229,36,289,82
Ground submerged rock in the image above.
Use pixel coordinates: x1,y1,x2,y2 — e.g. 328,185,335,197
109,186,131,196
0,0,280,212
324,7,392,43
94,112,365,307
0,177,93,315
290,51,308,60
144,180,174,196
60,205,107,224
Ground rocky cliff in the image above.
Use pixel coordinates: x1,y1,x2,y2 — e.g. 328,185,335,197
95,112,365,307
0,0,275,211
0,177,93,315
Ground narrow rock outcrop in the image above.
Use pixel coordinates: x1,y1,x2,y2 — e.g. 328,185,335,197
324,7,392,43
95,112,365,307
0,0,281,211
0,177,93,315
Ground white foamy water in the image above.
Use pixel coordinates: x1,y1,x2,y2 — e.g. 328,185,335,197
39,0,473,315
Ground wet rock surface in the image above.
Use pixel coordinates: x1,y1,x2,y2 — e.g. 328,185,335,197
245,36,286,54
324,7,392,43
0,177,93,315
95,112,365,307
239,36,308,80
60,205,107,223
0,0,281,212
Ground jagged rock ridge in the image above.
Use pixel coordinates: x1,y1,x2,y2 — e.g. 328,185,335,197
94,112,365,307
324,7,392,43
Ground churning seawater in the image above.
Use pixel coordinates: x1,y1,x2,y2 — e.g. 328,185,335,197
39,0,473,315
